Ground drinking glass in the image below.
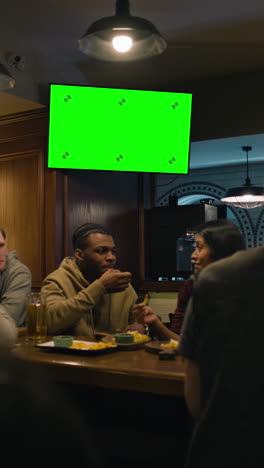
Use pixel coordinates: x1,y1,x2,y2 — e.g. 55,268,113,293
25,292,47,342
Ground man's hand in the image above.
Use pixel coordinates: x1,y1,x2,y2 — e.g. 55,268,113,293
132,303,160,325
99,268,132,292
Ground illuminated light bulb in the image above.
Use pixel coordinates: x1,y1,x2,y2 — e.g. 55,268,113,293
242,194,253,201
112,35,133,53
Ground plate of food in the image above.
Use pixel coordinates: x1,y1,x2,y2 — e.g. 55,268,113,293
145,339,179,355
101,330,151,350
36,338,118,355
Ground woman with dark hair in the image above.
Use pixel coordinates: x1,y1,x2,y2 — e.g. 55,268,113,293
193,219,246,263
133,219,246,340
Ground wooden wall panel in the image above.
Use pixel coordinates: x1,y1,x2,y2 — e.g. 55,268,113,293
0,108,143,287
0,151,43,285
67,170,141,289
44,168,67,273
0,108,65,286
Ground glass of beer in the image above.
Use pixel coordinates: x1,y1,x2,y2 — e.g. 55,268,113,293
26,292,47,342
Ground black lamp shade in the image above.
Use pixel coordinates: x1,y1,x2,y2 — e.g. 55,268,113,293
220,145,264,209
221,185,264,209
78,11,166,61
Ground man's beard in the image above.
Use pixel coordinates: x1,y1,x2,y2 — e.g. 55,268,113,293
80,256,102,282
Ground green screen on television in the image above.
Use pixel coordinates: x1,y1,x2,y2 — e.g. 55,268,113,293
48,84,192,174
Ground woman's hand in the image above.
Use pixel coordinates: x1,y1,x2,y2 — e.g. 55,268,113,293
132,303,159,325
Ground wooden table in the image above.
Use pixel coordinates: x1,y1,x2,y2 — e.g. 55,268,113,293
12,337,191,468
13,336,185,397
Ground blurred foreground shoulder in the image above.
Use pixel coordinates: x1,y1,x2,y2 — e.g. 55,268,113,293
195,246,264,295
0,308,17,350
0,354,104,465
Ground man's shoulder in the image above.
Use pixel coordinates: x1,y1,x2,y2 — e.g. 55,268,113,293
44,257,77,280
6,251,31,275
43,257,74,276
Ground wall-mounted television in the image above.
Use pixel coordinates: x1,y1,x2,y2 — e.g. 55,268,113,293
47,84,192,174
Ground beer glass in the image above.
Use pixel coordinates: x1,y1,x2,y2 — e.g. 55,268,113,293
25,292,47,342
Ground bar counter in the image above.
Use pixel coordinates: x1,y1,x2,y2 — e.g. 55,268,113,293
13,336,185,397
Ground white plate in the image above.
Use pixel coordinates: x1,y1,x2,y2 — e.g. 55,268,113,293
36,339,117,354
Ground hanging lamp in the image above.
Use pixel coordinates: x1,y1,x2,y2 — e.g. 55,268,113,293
221,146,264,209
78,0,167,61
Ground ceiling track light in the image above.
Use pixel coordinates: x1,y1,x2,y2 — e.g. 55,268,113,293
221,145,264,209
78,0,167,61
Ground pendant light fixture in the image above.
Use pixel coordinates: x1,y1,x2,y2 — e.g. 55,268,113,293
0,63,15,91
221,146,264,209
78,0,167,61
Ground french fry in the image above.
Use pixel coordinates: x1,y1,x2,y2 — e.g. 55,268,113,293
143,293,150,306
160,339,179,350
70,340,116,350
125,330,149,343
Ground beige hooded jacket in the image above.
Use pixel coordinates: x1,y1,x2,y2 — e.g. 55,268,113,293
41,257,137,336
